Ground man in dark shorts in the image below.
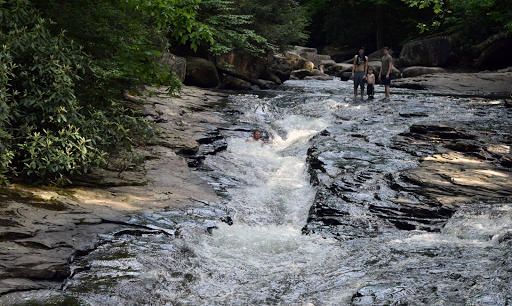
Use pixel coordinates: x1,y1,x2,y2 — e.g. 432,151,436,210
351,47,368,99
378,47,393,100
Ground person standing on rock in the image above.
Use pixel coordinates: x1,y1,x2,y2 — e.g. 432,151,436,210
246,129,264,147
378,47,393,100
366,67,375,100
351,47,368,99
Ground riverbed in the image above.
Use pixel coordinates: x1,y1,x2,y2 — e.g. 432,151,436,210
3,80,512,305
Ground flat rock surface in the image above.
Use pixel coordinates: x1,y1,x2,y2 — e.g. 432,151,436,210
392,71,512,95
394,123,512,206
0,86,227,296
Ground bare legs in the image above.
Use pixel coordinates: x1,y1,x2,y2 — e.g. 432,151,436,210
354,88,365,98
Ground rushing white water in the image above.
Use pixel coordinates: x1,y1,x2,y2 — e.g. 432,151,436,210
61,79,511,306
178,114,361,305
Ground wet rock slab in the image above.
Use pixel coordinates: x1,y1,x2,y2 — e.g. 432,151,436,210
394,122,512,206
304,119,512,238
0,188,124,295
392,71,512,96
0,86,230,298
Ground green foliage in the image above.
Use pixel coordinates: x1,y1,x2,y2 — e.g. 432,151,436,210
0,0,156,185
32,0,178,88
0,0,309,185
161,0,309,55
403,0,512,39
121,0,268,55
123,0,215,53
200,0,269,55
232,0,309,53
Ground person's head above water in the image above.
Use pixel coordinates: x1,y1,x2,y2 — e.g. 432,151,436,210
253,130,261,140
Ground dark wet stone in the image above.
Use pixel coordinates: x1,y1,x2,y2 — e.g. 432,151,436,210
0,278,56,295
497,231,512,245
500,155,512,168
304,133,460,234
15,241,53,250
220,215,233,226
406,123,478,141
113,228,171,237
0,218,22,227
445,141,482,152
196,126,224,144
196,139,228,157
399,111,429,118
392,82,426,90
0,231,35,241
5,263,71,280
320,129,331,136
182,126,228,168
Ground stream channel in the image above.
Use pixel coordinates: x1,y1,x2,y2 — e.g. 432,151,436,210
49,80,512,305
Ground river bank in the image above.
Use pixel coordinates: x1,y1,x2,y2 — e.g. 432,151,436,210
0,86,230,298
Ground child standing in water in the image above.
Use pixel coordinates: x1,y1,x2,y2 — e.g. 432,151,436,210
366,67,375,100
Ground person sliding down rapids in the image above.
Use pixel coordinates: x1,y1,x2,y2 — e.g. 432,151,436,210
246,130,264,147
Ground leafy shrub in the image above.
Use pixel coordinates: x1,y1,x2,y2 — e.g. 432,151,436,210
0,0,158,184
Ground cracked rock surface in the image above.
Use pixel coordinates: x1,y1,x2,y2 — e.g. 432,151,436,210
0,86,229,297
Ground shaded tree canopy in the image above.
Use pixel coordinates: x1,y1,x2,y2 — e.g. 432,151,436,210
299,0,511,53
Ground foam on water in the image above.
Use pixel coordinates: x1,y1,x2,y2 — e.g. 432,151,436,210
59,80,512,306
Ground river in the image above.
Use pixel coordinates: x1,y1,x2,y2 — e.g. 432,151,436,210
62,80,511,305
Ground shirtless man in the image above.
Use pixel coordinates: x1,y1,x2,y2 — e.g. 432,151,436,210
351,47,368,99
246,130,264,147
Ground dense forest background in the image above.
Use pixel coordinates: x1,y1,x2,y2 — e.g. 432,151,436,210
302,0,512,54
1,0,511,185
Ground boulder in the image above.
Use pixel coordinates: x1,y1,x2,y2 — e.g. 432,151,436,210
367,48,397,61
322,45,361,63
498,67,512,73
320,59,337,69
399,36,458,67
367,61,401,79
285,52,315,71
158,52,187,81
402,66,446,78
338,71,352,81
306,53,334,67
294,46,318,54
291,69,325,80
259,70,282,85
473,33,512,70
184,57,220,88
304,75,332,81
265,54,292,82
326,63,353,75
215,52,266,80
293,46,333,67
255,79,278,89
221,75,252,90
